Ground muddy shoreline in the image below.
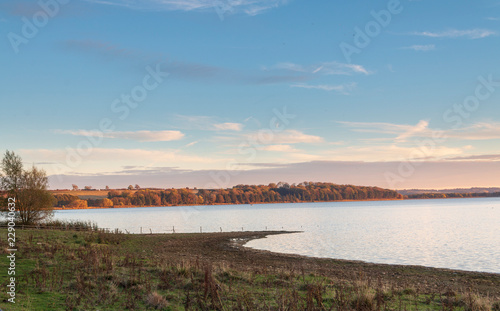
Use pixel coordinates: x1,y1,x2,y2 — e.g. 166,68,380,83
138,230,500,299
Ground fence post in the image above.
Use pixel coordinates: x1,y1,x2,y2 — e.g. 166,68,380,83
172,226,175,234
140,227,142,234
149,228,152,234
200,226,202,233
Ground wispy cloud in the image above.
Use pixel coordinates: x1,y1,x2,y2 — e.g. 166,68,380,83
170,115,244,131
0,1,54,16
338,120,430,137
340,120,500,142
400,44,435,51
184,141,199,148
244,129,323,144
243,0,290,16
339,120,435,143
270,61,371,76
248,74,309,85
56,130,185,142
47,160,500,190
21,148,220,171
446,154,500,161
215,129,324,147
291,83,356,94
63,39,226,80
412,29,496,39
257,61,369,88
63,40,367,87
321,144,466,162
394,120,430,142
259,144,298,152
83,0,289,16
449,122,500,140
213,123,243,131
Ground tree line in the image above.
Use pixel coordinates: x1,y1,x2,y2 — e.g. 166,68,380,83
405,192,500,199
53,182,403,208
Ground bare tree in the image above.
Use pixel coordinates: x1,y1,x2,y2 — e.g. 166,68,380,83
1,151,54,224
72,184,78,191
135,184,141,190
16,166,55,224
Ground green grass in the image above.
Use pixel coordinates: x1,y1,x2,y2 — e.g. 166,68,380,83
0,229,497,310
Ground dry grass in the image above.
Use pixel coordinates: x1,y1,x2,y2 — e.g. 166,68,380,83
145,291,169,309
0,229,499,310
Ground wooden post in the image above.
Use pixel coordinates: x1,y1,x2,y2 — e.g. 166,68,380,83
150,228,152,234
172,226,175,233
140,227,142,234
220,227,222,233
200,226,202,233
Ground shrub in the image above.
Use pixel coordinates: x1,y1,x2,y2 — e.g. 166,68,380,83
146,291,169,309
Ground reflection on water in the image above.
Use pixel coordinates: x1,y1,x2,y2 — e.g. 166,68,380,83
54,198,500,273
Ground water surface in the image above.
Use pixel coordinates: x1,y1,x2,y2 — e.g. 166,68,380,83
53,198,500,273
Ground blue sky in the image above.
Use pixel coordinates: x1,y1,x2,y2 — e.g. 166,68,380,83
1,0,500,189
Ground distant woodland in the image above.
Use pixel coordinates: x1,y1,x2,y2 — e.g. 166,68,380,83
405,192,500,199
398,187,500,196
49,182,500,209
52,182,403,208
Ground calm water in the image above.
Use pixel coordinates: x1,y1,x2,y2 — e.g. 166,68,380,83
53,198,500,273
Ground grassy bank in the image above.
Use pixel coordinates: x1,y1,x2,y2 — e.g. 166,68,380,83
0,229,499,310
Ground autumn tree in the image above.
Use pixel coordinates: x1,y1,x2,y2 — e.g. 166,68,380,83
99,198,113,207
0,151,55,224
68,199,88,208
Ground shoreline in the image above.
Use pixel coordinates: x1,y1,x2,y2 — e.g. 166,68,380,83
2,228,498,309
141,230,500,297
239,231,500,275
52,196,497,210
53,197,403,210
53,195,499,211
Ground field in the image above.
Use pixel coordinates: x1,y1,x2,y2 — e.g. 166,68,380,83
0,228,499,310
50,190,112,200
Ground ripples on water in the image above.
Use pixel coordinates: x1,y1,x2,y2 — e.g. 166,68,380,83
54,198,500,273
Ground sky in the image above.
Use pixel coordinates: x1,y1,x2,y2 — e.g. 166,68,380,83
1,0,500,190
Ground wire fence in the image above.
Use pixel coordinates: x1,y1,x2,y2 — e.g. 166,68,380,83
0,224,297,234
